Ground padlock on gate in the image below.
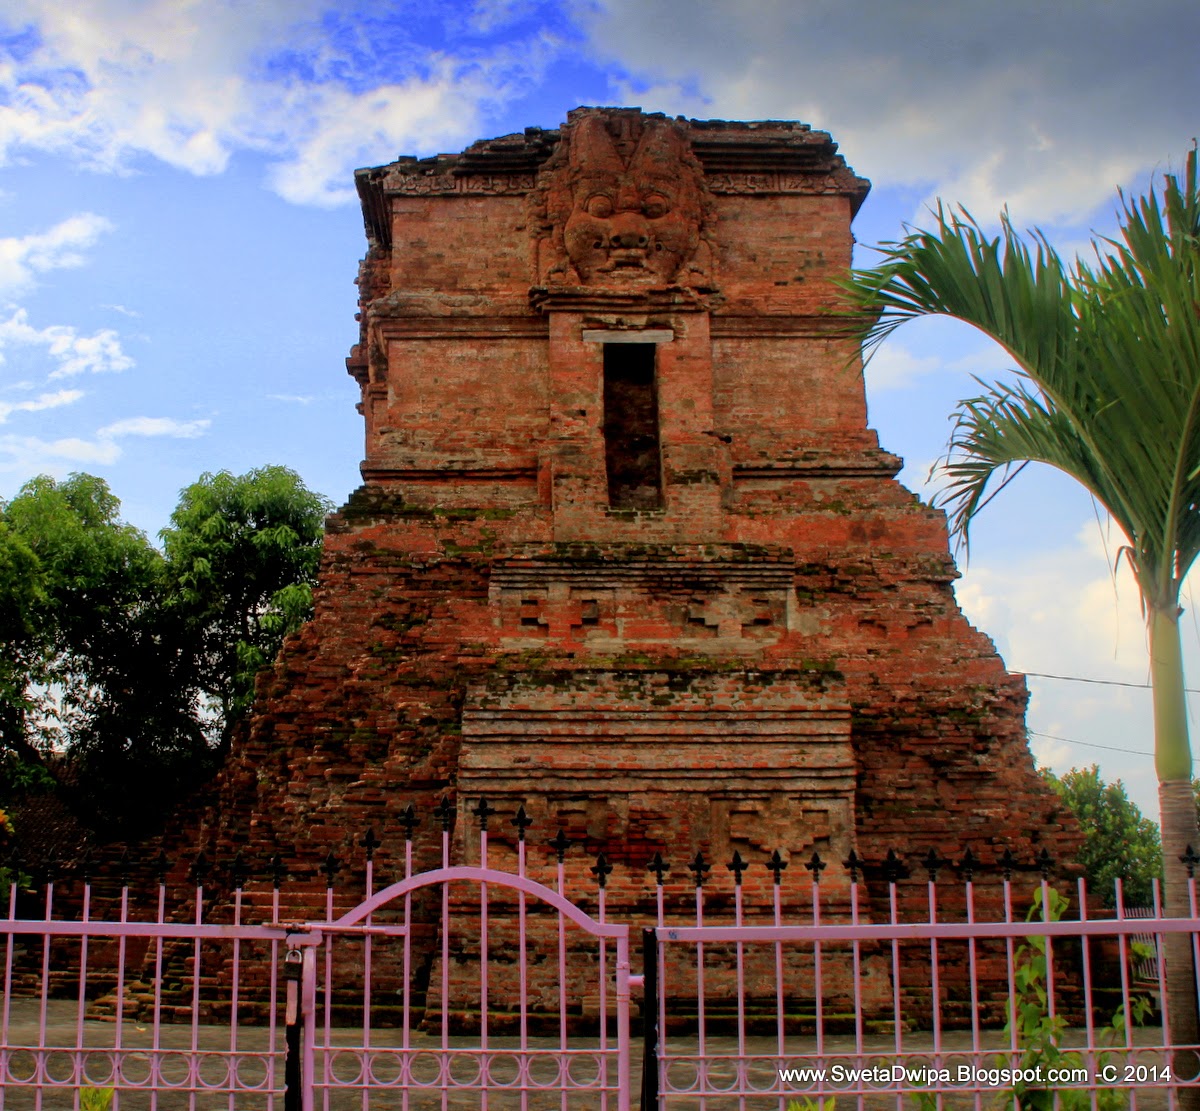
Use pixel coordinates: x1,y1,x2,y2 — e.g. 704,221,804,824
284,947,302,1026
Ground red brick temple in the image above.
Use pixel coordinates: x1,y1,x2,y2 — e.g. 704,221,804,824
196,108,1073,939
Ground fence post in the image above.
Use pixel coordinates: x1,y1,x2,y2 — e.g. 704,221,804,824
641,926,659,1111
284,948,303,1111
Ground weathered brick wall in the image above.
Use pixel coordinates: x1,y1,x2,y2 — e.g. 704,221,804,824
146,108,1079,1026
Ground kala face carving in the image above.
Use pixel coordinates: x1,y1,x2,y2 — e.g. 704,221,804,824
537,112,710,287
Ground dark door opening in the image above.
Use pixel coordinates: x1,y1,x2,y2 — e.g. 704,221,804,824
602,344,663,509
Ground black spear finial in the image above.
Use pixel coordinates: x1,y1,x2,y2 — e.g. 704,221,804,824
268,853,288,890
550,828,571,863
923,848,944,884
998,847,1017,881
154,850,170,885
728,850,749,886
472,798,495,831
229,851,249,890
320,849,339,887
1182,845,1200,879
591,852,613,889
767,849,789,885
882,849,904,885
435,796,454,832
399,804,419,842
512,805,533,842
4,849,21,888
688,851,711,888
190,851,211,887
647,852,669,886
957,847,978,884
805,851,827,883
1036,847,1054,880
843,849,864,885
359,828,382,862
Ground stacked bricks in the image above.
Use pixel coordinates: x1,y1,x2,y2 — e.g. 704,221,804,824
152,108,1079,1027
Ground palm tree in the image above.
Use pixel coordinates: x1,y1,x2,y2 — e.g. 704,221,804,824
842,147,1200,1063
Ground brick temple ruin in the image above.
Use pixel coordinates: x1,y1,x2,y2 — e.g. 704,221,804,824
175,110,1076,1005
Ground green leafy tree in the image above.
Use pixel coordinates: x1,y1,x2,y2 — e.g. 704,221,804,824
842,147,1200,1070
161,466,332,745
0,520,45,772
1042,765,1162,907
0,474,207,834
0,467,329,836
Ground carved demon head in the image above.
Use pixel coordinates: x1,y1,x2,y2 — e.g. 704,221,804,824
536,113,709,286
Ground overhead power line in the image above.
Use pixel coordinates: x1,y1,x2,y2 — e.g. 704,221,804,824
1027,729,1152,757
1016,670,1200,694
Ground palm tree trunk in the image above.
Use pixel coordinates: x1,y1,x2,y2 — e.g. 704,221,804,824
1150,606,1200,1092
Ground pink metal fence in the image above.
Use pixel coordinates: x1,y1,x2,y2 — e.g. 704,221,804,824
0,866,301,1109
644,850,1200,1110
297,801,633,1111
2,805,1199,1110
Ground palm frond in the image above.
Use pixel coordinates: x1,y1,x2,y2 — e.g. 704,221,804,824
842,146,1200,612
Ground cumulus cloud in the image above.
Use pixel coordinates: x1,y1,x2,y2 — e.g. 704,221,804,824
863,344,942,392
0,387,83,422
0,413,210,478
2,2,1193,221
0,308,134,377
0,433,122,473
953,518,1179,813
580,0,1200,227
97,415,210,438
265,60,529,207
0,213,113,295
0,1,561,205
957,545,1148,684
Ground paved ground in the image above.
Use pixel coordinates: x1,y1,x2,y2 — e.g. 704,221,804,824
0,999,1186,1110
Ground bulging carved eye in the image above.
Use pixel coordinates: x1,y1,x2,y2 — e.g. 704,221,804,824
643,194,670,219
585,194,614,218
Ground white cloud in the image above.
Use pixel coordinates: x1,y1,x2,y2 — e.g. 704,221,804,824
0,213,113,295
0,413,210,477
952,519,1182,815
958,520,1147,680
0,433,122,473
863,344,942,392
0,387,83,422
98,416,210,439
0,1,558,206
0,308,134,377
265,64,509,207
580,0,1199,228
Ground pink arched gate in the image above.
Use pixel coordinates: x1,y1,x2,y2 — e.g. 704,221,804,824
289,865,635,1111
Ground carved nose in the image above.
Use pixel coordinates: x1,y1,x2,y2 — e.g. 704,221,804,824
610,231,649,249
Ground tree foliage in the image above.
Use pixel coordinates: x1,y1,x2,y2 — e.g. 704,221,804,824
162,466,331,735
0,467,330,836
1041,765,1162,907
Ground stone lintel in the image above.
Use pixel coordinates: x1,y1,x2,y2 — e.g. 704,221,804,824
581,328,675,344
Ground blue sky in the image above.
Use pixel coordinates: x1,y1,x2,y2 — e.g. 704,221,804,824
2,0,1198,818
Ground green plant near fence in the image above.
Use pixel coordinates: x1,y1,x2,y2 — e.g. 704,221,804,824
996,887,1149,1111
790,889,1151,1111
